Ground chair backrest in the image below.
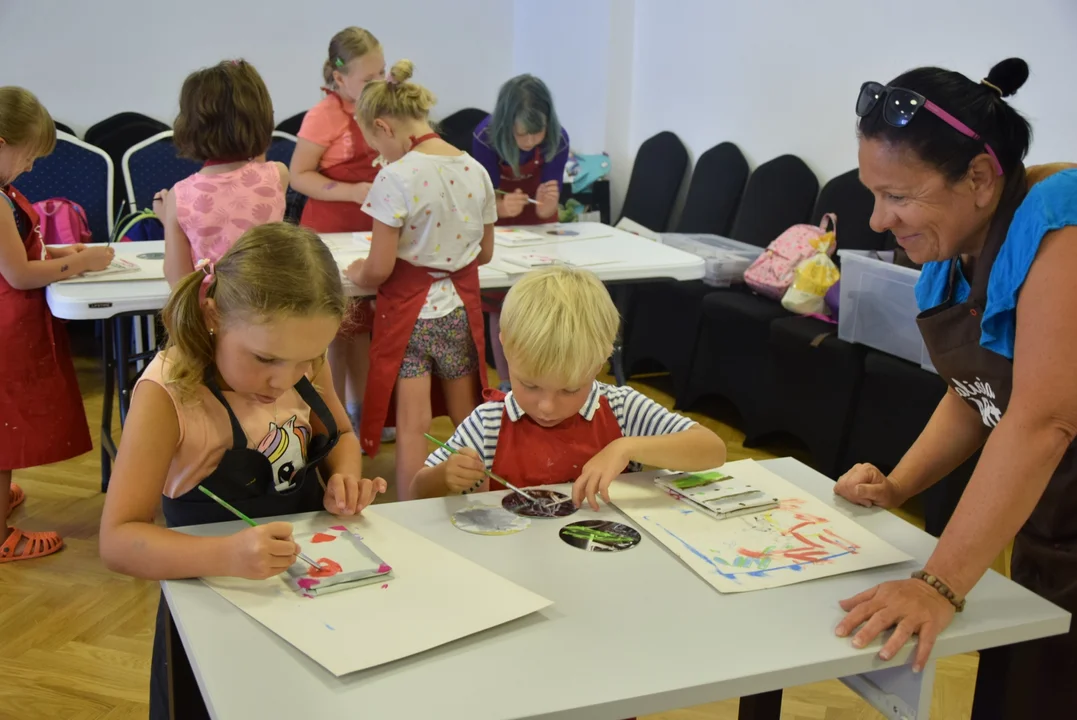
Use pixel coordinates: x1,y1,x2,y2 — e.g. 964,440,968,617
54,121,76,137
266,131,298,166
122,131,201,210
16,131,114,243
730,154,819,248
676,141,749,236
619,131,689,232
812,168,889,251
275,111,307,137
266,132,307,223
439,107,489,153
85,112,170,215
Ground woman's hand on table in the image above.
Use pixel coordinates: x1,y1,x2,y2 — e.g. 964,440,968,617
834,463,906,508
835,578,956,672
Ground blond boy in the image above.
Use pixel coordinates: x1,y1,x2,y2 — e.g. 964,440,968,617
412,267,726,508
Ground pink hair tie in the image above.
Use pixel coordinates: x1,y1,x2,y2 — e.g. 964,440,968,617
194,258,214,277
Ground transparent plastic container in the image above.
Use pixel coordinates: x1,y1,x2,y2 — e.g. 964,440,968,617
837,250,936,373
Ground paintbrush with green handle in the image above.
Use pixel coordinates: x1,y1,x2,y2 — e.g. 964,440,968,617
197,485,320,569
423,433,546,505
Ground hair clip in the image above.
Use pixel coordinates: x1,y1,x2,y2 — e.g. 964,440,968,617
194,258,215,277
231,59,240,66
334,58,345,68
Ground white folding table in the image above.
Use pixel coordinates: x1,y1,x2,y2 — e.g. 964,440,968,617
160,458,1070,720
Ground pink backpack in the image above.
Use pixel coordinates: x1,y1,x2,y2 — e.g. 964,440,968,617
743,213,836,299
32,198,93,245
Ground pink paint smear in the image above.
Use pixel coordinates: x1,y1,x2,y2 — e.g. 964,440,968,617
381,584,389,589
329,525,347,531
378,563,392,574
296,577,320,590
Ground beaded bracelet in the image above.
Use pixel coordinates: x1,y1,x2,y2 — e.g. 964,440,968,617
912,570,966,612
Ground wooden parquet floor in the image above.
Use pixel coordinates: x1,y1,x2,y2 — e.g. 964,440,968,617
0,329,980,719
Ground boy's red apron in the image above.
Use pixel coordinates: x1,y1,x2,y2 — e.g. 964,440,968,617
299,91,381,334
484,149,547,312
360,260,488,456
486,388,626,490
0,186,92,469
916,166,1077,718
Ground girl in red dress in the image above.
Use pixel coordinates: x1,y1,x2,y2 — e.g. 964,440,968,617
290,27,394,443
0,87,113,562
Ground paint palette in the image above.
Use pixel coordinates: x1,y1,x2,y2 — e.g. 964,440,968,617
451,506,531,535
286,527,392,597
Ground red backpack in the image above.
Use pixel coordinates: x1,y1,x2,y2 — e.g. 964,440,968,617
32,198,93,245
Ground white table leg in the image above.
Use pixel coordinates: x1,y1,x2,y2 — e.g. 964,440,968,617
841,661,935,720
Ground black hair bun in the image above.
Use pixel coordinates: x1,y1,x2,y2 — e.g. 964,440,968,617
986,58,1029,98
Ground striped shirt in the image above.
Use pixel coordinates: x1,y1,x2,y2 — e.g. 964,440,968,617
425,381,696,469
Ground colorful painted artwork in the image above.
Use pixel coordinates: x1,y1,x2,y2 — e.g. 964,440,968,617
608,460,910,592
285,527,391,597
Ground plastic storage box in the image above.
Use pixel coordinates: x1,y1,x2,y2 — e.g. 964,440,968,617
837,250,937,374
658,234,765,288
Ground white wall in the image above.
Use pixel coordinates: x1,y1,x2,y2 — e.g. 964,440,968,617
3,0,1075,224
0,0,513,135
629,0,1077,219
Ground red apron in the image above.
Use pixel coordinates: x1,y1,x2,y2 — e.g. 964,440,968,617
360,260,489,456
484,150,548,312
487,388,626,490
0,186,92,470
299,91,381,233
298,92,383,335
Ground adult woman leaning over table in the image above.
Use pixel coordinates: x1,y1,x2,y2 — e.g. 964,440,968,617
832,57,1077,717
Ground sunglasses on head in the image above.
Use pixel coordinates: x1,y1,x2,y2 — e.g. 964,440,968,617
856,81,1003,176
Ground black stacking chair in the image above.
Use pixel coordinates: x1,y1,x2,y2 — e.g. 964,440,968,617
678,155,819,440
766,169,891,475
842,351,977,536
623,142,749,398
275,111,307,137
438,108,489,153
618,131,689,231
85,112,169,215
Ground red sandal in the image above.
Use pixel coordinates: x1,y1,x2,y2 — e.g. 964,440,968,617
6,483,25,519
0,527,64,563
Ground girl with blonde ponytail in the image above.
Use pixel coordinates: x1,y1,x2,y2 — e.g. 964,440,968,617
344,60,496,500
98,222,386,719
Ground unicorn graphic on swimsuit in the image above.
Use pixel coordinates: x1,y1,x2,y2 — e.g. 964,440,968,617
256,416,310,491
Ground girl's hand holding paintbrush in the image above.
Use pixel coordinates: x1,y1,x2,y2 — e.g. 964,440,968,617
228,521,303,580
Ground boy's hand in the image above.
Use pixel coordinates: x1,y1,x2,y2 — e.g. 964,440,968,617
443,448,487,494
227,522,298,579
324,473,387,515
77,246,115,272
573,438,632,510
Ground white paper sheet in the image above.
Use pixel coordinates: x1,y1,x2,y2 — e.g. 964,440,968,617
608,460,911,593
199,510,552,676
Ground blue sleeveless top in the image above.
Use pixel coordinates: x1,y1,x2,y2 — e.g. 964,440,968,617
915,169,1077,359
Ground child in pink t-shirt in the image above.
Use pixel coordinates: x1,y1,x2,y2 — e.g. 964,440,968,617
161,60,287,287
